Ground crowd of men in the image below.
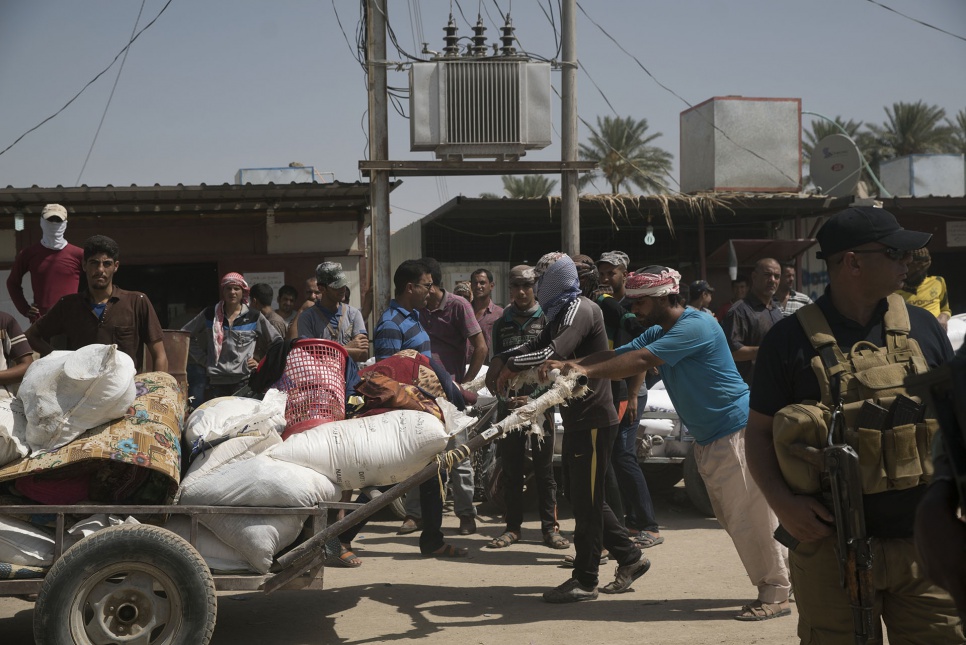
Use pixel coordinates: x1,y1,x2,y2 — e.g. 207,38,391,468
3,204,964,640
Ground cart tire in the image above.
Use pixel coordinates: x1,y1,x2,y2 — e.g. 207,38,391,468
389,495,408,520
33,524,217,645
640,462,683,492
683,447,715,518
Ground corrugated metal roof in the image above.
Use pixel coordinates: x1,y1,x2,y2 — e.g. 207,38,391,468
0,181,400,219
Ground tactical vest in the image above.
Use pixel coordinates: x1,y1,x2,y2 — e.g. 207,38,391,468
773,294,938,495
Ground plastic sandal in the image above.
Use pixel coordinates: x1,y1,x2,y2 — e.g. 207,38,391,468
486,531,520,549
543,531,570,549
734,600,791,621
335,545,362,568
633,531,665,548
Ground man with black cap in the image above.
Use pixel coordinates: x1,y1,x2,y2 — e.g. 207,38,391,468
688,279,715,317
7,204,84,324
746,206,962,642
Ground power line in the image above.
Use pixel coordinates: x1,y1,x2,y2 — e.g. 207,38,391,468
863,0,966,43
75,0,147,186
0,0,174,159
574,1,800,189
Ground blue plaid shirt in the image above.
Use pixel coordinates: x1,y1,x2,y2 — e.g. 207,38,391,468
373,299,432,361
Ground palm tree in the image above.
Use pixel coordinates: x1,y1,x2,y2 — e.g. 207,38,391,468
948,108,966,153
577,116,673,194
865,101,956,158
488,175,558,198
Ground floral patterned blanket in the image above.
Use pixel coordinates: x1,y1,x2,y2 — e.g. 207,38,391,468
0,372,186,504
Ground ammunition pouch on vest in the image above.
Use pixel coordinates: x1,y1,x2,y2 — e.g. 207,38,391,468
773,294,938,495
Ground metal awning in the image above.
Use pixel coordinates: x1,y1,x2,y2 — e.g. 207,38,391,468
705,238,817,267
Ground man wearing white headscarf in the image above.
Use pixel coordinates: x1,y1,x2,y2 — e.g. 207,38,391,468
487,252,648,604
6,204,84,323
541,265,792,622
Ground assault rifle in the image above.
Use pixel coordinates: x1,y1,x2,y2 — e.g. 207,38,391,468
781,402,877,645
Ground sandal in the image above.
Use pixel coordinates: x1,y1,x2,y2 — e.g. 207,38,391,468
562,550,608,567
543,531,570,549
633,531,665,548
335,544,362,568
734,599,791,621
486,531,520,549
425,543,469,558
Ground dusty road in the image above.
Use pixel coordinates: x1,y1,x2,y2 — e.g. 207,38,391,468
0,489,801,644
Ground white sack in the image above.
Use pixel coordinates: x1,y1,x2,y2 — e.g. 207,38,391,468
948,314,966,353
270,410,453,489
0,397,29,467
200,513,304,574
20,345,136,453
639,417,676,437
641,388,676,417
0,515,54,567
180,431,282,492
163,516,252,573
185,389,287,447
178,453,339,508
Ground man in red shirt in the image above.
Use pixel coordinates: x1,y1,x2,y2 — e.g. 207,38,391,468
6,204,84,323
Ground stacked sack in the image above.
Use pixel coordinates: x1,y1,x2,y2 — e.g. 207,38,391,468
174,391,469,573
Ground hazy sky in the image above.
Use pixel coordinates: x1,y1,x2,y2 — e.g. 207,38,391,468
1,0,964,230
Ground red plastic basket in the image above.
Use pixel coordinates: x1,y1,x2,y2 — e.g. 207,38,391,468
274,339,349,438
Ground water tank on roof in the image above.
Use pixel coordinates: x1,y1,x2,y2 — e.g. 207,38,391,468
880,154,965,197
680,97,802,194
410,60,552,160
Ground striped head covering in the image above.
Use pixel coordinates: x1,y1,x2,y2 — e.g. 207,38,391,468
533,252,581,321
213,272,251,361
570,254,600,298
624,266,681,299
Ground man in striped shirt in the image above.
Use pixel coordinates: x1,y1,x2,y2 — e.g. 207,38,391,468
373,259,433,361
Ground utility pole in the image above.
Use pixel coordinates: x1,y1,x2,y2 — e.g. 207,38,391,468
560,0,579,255
367,0,391,316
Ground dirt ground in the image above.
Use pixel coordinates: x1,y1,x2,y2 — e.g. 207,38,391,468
0,488,802,644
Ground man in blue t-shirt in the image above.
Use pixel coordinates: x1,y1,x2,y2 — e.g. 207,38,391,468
540,265,791,622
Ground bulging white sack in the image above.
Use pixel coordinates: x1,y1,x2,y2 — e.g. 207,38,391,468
20,345,136,453
0,397,28,467
163,516,253,573
184,389,287,447
176,451,338,573
177,453,340,508
270,410,453,489
0,515,55,567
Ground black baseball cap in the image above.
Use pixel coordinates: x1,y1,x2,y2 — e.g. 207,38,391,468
815,206,931,260
689,279,714,294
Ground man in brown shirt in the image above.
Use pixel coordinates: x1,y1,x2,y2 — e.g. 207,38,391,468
27,235,167,373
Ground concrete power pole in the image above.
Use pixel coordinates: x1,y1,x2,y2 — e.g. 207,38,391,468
560,0,579,255
367,0,392,317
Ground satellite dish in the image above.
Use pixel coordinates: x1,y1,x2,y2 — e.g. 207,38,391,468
810,134,862,197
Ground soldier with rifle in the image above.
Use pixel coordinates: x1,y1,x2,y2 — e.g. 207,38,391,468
746,206,963,644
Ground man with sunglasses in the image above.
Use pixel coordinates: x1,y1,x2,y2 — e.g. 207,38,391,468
746,206,961,643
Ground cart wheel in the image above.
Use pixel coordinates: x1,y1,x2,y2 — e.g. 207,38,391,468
683,446,715,518
640,462,683,492
34,524,216,645
389,495,408,520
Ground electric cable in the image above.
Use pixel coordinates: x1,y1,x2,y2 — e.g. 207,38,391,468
863,0,966,43
0,0,174,159
75,0,147,186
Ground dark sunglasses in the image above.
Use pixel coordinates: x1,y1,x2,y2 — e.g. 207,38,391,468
848,247,912,262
